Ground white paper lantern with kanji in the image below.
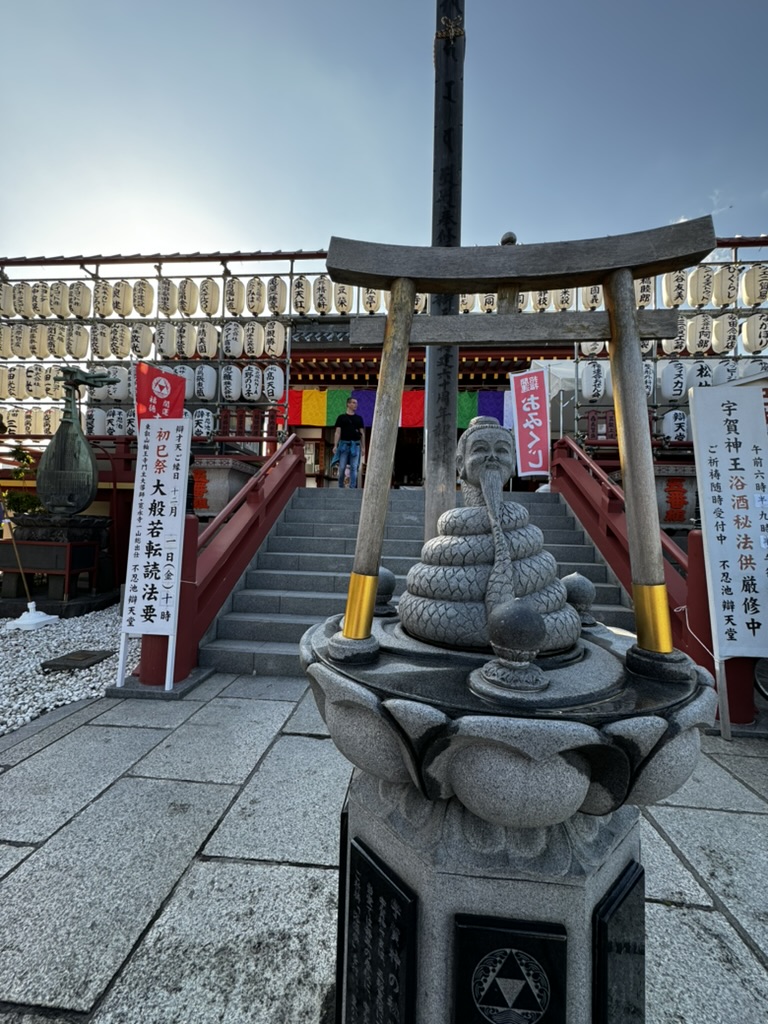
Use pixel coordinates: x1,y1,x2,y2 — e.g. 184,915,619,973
459,293,475,313
221,322,243,358
28,324,45,359
93,280,113,317
643,360,655,397
86,407,108,436
662,269,687,307
267,276,287,314
44,365,64,400
659,360,688,402
225,277,245,315
12,282,34,317
176,322,197,358
196,322,219,359
634,278,653,308
711,312,739,354
712,265,739,307
11,325,30,358
8,364,28,399
132,278,154,316
661,315,687,355
178,278,199,316
580,341,604,357
0,283,14,316
580,284,603,310
28,363,46,398
685,313,713,354
107,366,130,402
244,321,265,358
291,275,310,315
200,277,220,316
640,337,656,356
579,359,606,402
334,282,353,314
131,324,153,358
687,360,713,389
125,408,137,436
44,408,62,434
743,312,768,353
26,408,44,435
264,319,286,358
242,365,263,401
155,322,176,358
480,293,497,313
194,363,218,400
112,280,133,317
158,278,178,316
552,288,573,311
110,323,130,358
686,265,713,307
313,275,332,314
531,290,550,312
362,288,380,314
712,359,739,386
738,356,768,380
89,323,109,359
247,277,266,315
32,282,50,318
662,408,689,442
172,365,195,400
0,369,7,398
264,364,285,402
67,281,91,318
0,325,11,358
221,364,242,402
106,408,127,436
193,408,215,438
65,324,88,358
49,281,70,318
47,323,66,358
741,265,768,306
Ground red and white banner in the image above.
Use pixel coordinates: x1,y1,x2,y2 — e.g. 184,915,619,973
509,368,550,477
135,363,185,425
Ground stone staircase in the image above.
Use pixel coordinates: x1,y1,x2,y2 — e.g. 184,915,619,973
199,487,634,677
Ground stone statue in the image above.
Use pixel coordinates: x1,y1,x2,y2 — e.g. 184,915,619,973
398,416,582,657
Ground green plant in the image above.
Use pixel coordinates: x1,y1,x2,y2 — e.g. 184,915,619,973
3,490,44,516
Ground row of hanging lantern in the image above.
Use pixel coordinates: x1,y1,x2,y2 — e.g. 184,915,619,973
578,309,768,358
0,318,289,361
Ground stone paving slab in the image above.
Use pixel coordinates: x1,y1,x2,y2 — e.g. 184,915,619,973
283,690,330,736
0,842,33,880
646,903,768,1024
0,776,236,1012
640,817,712,906
648,805,768,957
0,697,123,763
90,861,337,1024
709,750,768,800
657,751,768,812
0,724,168,843
219,674,308,702
130,698,292,785
204,735,351,866
92,698,205,729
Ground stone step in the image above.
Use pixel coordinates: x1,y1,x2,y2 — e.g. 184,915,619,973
266,535,425,558
217,612,320,643
275,521,424,541
199,639,302,677
254,552,420,577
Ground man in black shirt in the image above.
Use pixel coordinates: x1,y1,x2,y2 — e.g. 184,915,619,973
333,397,366,488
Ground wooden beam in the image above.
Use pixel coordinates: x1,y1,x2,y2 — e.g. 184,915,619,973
349,310,679,347
327,217,716,293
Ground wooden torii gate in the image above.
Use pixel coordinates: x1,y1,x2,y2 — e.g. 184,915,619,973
326,215,716,656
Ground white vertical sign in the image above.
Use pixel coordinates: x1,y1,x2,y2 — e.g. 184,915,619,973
116,418,192,690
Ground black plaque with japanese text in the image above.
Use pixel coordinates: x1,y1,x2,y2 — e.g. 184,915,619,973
454,915,567,1023
593,860,645,1023
342,838,417,1024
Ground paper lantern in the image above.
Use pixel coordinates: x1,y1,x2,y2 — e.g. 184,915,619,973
93,279,113,317
155,322,177,358
193,408,215,438
110,323,130,358
8,365,29,399
603,364,614,399
414,292,428,314
264,364,285,402
224,277,245,315
199,277,221,315
662,409,689,442
362,287,380,314
131,324,154,358
532,290,551,312
659,360,688,402
738,356,768,380
313,275,332,314
711,312,739,354
194,363,218,400
662,269,687,307
125,408,137,436
267,276,287,314
634,277,653,309
196,322,219,359
712,265,739,307
106,408,127,436
687,360,713,389
47,324,66,358
517,292,528,312
133,278,154,316
741,265,768,306
32,282,51,317
459,293,475,313
10,325,31,358
334,282,353,314
291,275,310,315
480,293,497,314
12,282,34,317
43,408,62,435
743,312,768,353
176,322,197,358
640,337,656,356
686,265,713,307
264,319,286,357
0,282,14,316
242,364,263,401
221,322,243,358
0,368,8,398
221,364,242,402
28,323,45,358
111,280,132,317
247,276,266,315
106,366,130,402
44,365,64,400
158,278,178,316
86,407,107,435
643,360,655,397
66,323,89,358
581,284,603,310
553,288,573,311
661,315,687,355
49,281,70,318
685,313,713,354
580,341,604,356
68,281,92,318
90,323,110,359
4,407,21,433
172,364,195,400
0,325,11,358
178,278,199,316
244,321,265,358
712,359,739,386
26,408,45,435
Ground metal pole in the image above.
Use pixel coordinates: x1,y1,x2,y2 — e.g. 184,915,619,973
424,0,465,540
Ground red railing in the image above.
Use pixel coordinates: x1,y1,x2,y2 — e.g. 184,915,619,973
138,434,306,684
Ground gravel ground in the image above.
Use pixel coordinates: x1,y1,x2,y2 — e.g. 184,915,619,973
0,606,141,737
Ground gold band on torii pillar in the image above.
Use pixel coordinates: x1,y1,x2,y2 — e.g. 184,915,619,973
342,572,379,640
632,584,674,654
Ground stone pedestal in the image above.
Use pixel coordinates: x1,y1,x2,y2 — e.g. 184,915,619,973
194,459,257,517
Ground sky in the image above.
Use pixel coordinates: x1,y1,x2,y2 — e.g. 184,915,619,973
1,0,766,260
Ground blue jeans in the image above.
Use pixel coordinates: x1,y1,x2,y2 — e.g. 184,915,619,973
337,441,361,488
